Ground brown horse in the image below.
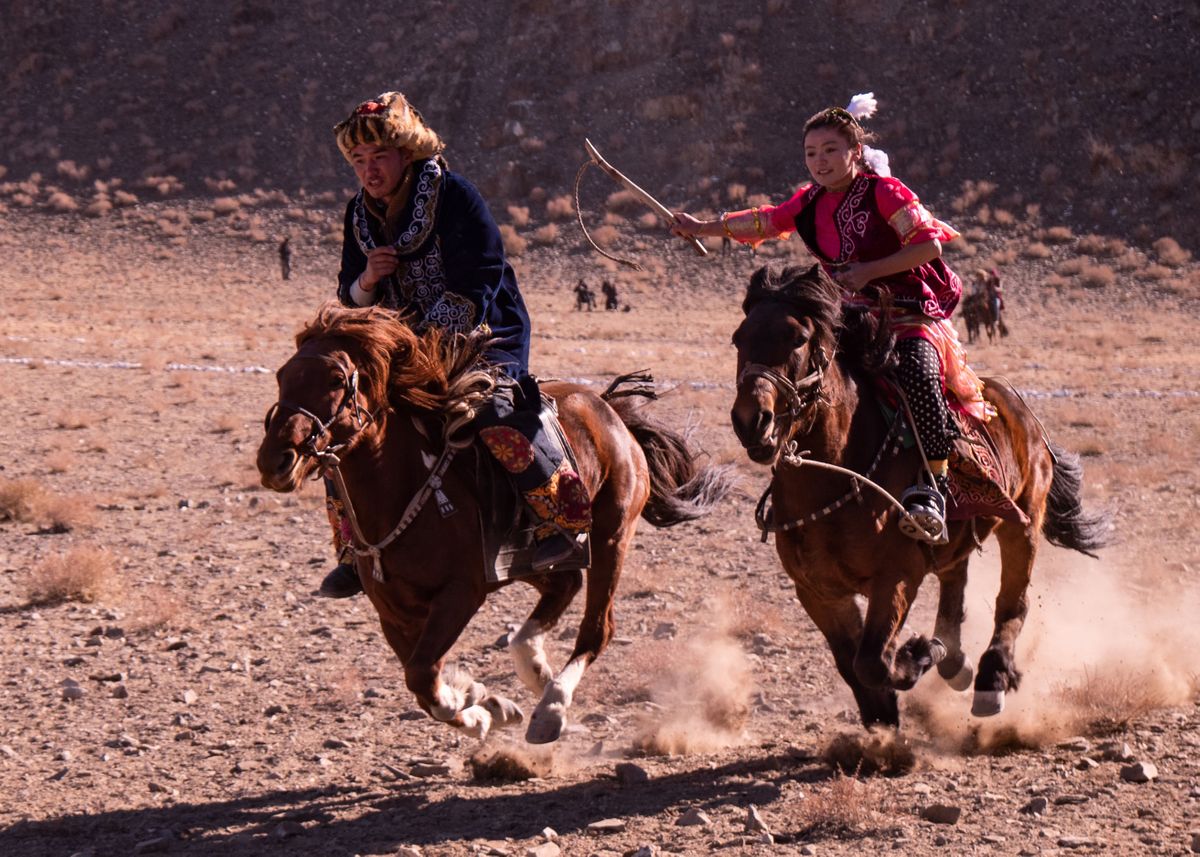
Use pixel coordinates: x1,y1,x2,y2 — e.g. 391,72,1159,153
257,304,732,743
730,265,1108,729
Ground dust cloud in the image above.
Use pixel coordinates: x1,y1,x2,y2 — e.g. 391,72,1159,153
907,542,1200,754
632,598,756,755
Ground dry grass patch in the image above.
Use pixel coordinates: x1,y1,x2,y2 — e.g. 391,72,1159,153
505,205,530,227
1077,234,1126,257
795,768,897,837
1079,264,1116,289
531,223,559,246
25,546,118,606
0,478,95,532
44,450,76,474
1152,237,1191,267
498,224,526,257
1022,242,1051,259
52,411,90,430
1043,225,1074,244
544,194,573,220
128,584,186,633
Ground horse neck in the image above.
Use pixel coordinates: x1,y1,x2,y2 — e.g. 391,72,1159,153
786,355,865,466
333,408,443,541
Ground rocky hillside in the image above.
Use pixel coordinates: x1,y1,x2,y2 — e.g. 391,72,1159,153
3,0,1198,248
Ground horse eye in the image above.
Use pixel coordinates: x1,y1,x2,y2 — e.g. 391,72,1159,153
329,374,345,390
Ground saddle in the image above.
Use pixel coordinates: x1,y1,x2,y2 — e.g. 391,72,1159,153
466,395,592,584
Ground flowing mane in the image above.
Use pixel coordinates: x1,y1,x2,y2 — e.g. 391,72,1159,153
296,302,496,419
743,265,896,375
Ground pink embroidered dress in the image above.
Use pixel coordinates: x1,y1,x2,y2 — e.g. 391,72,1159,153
725,174,990,421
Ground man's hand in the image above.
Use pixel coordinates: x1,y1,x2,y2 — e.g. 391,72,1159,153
833,261,876,293
362,246,399,290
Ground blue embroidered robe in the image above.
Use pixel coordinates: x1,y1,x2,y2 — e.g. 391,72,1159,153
336,158,531,377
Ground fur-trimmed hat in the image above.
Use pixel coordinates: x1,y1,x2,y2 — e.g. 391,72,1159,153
333,91,445,162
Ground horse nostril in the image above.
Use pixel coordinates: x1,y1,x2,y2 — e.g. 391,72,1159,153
276,449,298,476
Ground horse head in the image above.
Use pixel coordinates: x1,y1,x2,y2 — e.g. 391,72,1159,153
257,303,495,492
730,264,843,463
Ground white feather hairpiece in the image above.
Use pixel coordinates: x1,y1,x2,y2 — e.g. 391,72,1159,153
845,92,878,121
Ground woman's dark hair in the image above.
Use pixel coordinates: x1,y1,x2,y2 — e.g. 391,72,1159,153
802,107,879,173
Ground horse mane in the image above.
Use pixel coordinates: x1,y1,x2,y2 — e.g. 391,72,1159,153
296,302,497,421
743,264,896,375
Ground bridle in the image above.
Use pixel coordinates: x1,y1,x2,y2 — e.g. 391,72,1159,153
736,344,831,454
263,348,460,584
263,353,377,468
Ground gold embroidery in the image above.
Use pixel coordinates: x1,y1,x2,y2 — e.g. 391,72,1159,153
888,200,934,245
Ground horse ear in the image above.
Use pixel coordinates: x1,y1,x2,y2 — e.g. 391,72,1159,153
743,265,772,314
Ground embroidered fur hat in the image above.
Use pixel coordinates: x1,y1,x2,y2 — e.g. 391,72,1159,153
333,91,444,162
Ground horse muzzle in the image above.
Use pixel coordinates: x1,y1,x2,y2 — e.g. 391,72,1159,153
730,404,778,464
257,446,307,492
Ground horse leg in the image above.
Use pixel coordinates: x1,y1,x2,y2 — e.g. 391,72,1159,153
973,519,1037,716
932,557,974,691
525,511,634,745
854,571,943,693
509,569,583,694
396,585,521,740
794,585,899,728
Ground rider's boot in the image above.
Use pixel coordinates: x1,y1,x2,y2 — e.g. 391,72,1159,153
899,460,949,544
317,544,363,598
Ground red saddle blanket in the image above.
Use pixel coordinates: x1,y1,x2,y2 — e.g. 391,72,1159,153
946,412,1029,525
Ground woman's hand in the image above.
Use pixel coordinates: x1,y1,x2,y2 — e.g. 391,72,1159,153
670,211,705,240
833,262,877,293
362,246,399,290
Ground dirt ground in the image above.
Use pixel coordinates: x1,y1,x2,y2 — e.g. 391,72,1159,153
1,204,1198,857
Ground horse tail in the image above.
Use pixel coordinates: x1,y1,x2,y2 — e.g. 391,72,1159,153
601,373,737,527
1042,442,1112,558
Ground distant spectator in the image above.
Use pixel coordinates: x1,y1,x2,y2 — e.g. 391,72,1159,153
574,279,596,311
278,237,292,280
601,280,619,311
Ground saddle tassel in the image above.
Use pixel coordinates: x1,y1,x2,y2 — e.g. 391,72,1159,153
430,475,456,518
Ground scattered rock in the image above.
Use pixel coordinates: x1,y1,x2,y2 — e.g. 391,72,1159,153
410,762,453,778
745,804,770,833
1057,737,1091,752
920,804,962,825
272,820,304,839
675,807,712,827
1054,794,1090,805
586,818,626,835
1189,832,1200,854
1076,757,1099,770
1058,836,1101,849
1020,797,1049,815
133,836,172,853
180,689,198,705
614,762,649,785
525,844,560,857
1120,761,1158,783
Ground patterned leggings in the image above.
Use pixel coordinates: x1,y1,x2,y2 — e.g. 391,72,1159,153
896,337,956,461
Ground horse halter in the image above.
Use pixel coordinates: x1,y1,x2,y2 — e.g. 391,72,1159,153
737,344,830,437
263,353,376,468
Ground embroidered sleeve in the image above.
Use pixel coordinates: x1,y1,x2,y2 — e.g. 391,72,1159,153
876,176,958,246
423,291,478,333
722,185,810,248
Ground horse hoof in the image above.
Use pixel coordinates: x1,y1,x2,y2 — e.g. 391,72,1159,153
465,681,488,707
525,703,566,744
943,662,974,692
971,690,1005,717
481,695,525,729
457,705,493,741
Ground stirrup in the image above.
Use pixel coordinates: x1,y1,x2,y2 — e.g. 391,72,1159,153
899,483,948,544
531,531,582,572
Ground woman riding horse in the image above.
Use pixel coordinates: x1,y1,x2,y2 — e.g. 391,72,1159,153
673,93,980,544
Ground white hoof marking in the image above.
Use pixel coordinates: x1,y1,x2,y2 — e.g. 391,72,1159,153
430,684,464,722
457,705,493,740
971,690,1005,717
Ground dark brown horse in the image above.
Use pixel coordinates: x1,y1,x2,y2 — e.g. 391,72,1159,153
730,265,1108,729
257,304,732,743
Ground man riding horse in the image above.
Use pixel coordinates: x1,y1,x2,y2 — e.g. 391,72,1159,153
318,91,588,598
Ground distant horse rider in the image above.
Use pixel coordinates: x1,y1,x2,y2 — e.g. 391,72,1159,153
279,236,292,280
985,268,1004,329
601,280,619,311
574,279,596,311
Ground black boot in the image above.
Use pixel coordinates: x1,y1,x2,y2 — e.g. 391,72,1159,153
899,472,948,544
531,531,580,572
316,552,363,598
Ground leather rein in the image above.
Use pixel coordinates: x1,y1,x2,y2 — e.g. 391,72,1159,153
264,352,457,583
